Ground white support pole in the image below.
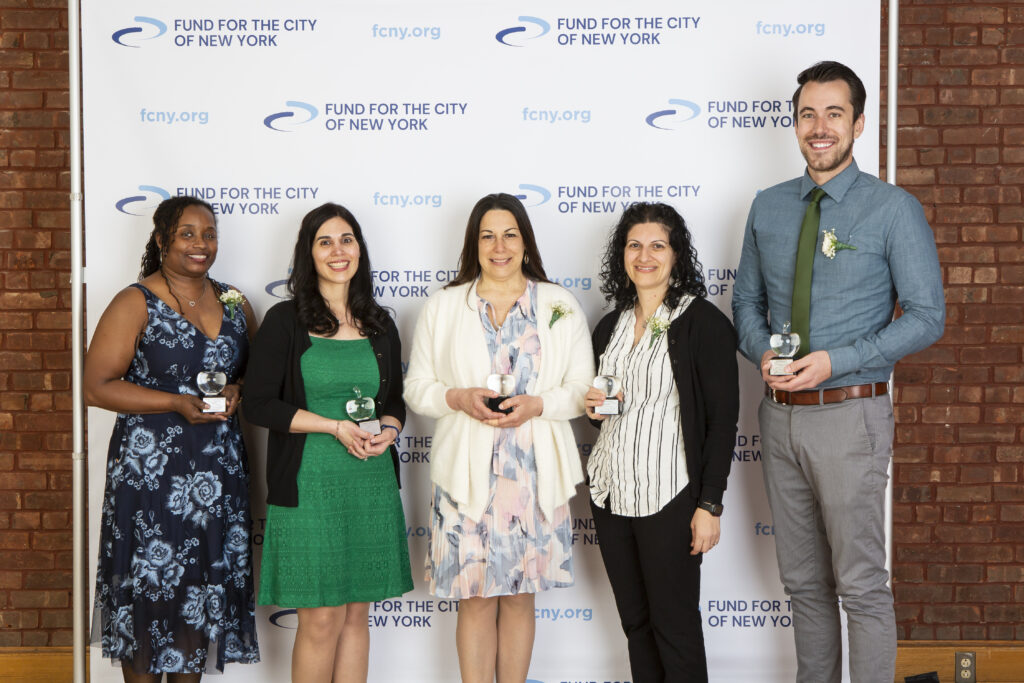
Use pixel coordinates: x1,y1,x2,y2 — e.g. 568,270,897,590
68,0,87,681
888,0,899,186
886,0,899,583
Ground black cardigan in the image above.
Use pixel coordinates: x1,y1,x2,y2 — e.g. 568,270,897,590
242,299,406,507
591,296,739,506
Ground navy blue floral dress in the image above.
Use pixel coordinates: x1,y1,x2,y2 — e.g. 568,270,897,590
91,282,260,674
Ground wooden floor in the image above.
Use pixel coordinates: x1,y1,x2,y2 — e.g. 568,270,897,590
896,641,1024,683
1,642,1023,682
0,647,77,683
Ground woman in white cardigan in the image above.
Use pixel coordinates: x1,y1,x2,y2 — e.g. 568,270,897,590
405,193,594,683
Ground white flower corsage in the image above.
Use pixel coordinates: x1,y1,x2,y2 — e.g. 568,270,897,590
549,302,572,328
821,229,856,260
646,316,669,348
219,289,244,319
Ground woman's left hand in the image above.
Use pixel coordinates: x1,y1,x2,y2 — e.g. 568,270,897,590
363,425,399,457
221,383,242,417
489,395,543,429
690,507,721,555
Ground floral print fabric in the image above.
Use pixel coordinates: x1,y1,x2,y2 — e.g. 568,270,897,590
91,283,259,674
426,280,574,598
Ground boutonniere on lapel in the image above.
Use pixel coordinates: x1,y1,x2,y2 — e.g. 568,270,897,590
645,316,669,349
549,302,572,328
821,228,856,260
218,289,245,319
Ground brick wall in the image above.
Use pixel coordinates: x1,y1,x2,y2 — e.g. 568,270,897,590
886,1,1024,640
1,0,1022,650
0,0,73,647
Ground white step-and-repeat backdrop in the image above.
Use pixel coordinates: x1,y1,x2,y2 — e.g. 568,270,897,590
83,2,880,681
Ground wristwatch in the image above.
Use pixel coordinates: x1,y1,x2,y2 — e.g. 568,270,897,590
697,500,724,517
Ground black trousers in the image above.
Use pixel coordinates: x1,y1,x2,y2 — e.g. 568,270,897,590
591,489,707,683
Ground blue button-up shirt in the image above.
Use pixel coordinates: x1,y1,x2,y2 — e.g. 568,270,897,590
732,159,945,388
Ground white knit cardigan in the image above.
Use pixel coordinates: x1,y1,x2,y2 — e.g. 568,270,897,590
404,280,594,522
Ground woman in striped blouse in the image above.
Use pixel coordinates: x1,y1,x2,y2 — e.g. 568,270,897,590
584,202,739,683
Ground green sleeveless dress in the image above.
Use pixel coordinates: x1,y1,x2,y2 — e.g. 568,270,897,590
258,337,413,606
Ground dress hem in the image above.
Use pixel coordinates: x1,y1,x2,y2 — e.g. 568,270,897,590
90,605,260,675
426,579,574,601
258,580,414,609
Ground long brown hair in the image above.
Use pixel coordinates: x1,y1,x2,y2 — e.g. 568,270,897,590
287,202,389,337
446,193,551,288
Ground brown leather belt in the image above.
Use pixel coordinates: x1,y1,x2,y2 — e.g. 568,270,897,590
767,382,888,406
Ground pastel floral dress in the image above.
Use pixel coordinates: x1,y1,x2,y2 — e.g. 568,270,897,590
91,282,260,674
426,280,574,598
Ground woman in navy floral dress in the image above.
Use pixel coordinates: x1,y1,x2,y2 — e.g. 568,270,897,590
85,196,260,681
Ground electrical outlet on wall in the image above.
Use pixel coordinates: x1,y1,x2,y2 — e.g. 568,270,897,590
954,650,976,683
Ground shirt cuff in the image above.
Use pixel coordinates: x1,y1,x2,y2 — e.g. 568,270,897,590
827,345,859,380
698,485,724,506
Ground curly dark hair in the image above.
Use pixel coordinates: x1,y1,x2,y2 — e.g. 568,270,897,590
139,196,217,279
446,193,551,288
287,202,389,337
598,202,707,311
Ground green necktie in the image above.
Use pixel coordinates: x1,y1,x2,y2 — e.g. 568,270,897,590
791,187,825,358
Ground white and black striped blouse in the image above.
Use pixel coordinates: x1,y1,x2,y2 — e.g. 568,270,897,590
588,296,693,517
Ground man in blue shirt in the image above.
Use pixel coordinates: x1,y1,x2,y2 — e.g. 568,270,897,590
732,61,944,682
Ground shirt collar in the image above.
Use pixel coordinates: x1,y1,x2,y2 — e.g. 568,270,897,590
473,278,535,319
800,157,860,203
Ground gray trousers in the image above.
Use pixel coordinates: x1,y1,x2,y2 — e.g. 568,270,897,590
759,394,896,683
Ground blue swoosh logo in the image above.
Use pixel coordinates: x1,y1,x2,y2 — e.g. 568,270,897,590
263,112,295,128
495,26,526,44
269,609,298,628
115,185,170,215
111,27,143,45
646,99,701,129
264,279,290,298
514,183,551,207
496,16,550,46
114,195,147,213
264,101,318,131
112,16,167,47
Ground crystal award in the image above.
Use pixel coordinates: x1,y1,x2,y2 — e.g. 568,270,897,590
197,369,227,413
593,375,621,415
485,373,516,415
346,386,381,435
768,321,801,376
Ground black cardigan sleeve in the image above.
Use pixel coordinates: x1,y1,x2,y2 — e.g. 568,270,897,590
241,300,310,507
371,315,407,489
242,302,301,433
374,316,406,426
682,298,739,506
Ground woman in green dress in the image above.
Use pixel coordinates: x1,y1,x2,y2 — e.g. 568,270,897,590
244,202,412,682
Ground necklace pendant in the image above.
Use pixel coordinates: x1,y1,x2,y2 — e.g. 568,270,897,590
188,300,197,307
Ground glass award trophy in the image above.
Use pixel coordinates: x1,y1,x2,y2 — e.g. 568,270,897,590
346,387,381,435
768,321,801,376
485,373,516,415
593,375,621,415
197,368,227,413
